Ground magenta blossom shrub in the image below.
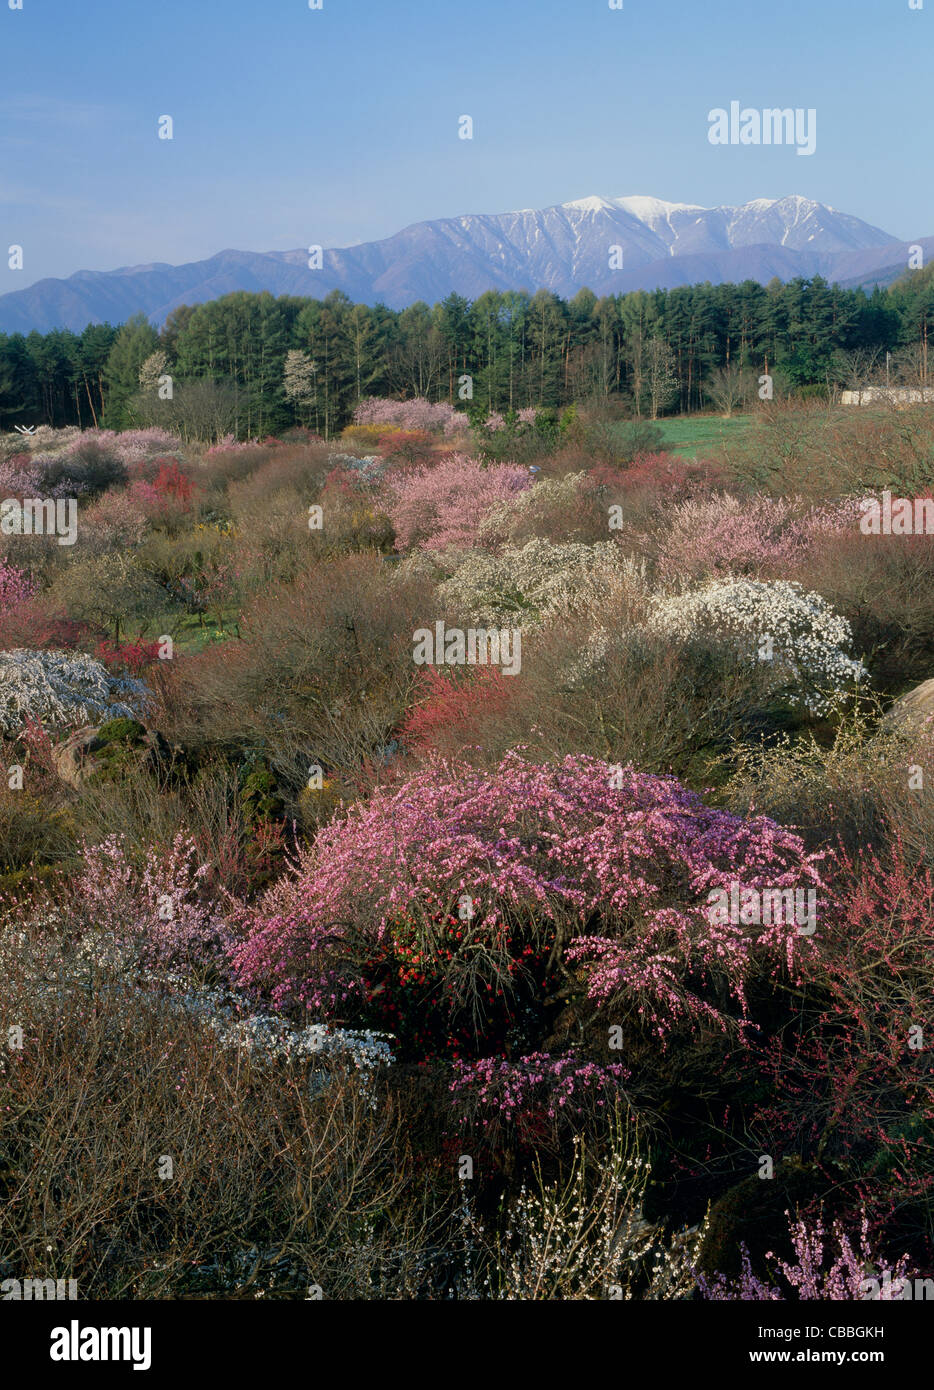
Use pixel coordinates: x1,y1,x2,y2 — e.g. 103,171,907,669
232,752,822,1040
699,1210,917,1300
381,454,532,551
450,1053,630,1130
231,910,365,1016
354,397,468,438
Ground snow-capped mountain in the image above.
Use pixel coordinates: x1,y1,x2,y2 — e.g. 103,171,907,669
0,195,915,333
529,193,894,259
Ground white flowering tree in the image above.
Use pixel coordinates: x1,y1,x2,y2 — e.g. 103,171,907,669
138,350,169,394
647,578,867,714
0,649,148,735
438,539,632,626
283,349,319,429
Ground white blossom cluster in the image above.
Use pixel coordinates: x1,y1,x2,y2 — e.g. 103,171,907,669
647,577,867,713
561,628,619,689
327,452,384,480
165,977,394,1074
0,649,148,734
0,917,394,1078
454,1139,703,1300
476,472,591,549
438,539,632,626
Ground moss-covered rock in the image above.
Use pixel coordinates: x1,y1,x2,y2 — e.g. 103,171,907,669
51,720,173,788
695,1157,848,1281
238,763,284,825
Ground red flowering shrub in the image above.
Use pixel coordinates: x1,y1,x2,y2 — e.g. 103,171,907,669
352,907,560,1058
589,451,730,500
400,667,514,756
94,638,163,676
754,836,934,1220
376,429,437,467
128,474,199,530
152,458,194,501
0,601,95,652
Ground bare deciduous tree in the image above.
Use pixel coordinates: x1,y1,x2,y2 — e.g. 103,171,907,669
706,363,752,417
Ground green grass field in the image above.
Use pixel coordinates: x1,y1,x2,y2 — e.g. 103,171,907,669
656,413,756,457
123,605,240,658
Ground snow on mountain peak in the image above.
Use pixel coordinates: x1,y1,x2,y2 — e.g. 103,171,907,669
561,195,627,216
610,194,705,219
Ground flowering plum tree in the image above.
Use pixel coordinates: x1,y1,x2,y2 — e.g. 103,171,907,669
354,397,468,438
647,577,867,713
232,752,822,1053
0,649,148,734
381,454,531,552
0,561,37,616
699,1209,917,1300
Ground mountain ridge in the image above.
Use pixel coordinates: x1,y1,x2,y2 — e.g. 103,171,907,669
0,194,921,334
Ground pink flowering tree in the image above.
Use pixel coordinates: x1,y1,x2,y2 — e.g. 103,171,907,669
654,493,864,582
699,1209,918,1300
68,833,233,975
381,454,532,551
64,427,183,467
204,433,256,457
354,396,468,438
450,1052,631,1157
232,752,822,1057
78,488,149,553
0,454,43,498
0,560,37,616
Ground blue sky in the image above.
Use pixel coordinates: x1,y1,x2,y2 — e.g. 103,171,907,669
1,0,930,288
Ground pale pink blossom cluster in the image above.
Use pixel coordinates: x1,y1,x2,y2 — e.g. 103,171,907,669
353,396,468,438
655,493,864,582
63,427,183,465
483,408,538,432
0,454,43,498
72,833,233,972
204,434,258,457
381,454,532,551
77,489,149,553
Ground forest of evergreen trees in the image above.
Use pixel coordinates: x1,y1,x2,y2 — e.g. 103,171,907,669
2,267,933,440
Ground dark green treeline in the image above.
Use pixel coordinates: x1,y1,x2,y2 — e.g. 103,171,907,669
2,267,933,438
